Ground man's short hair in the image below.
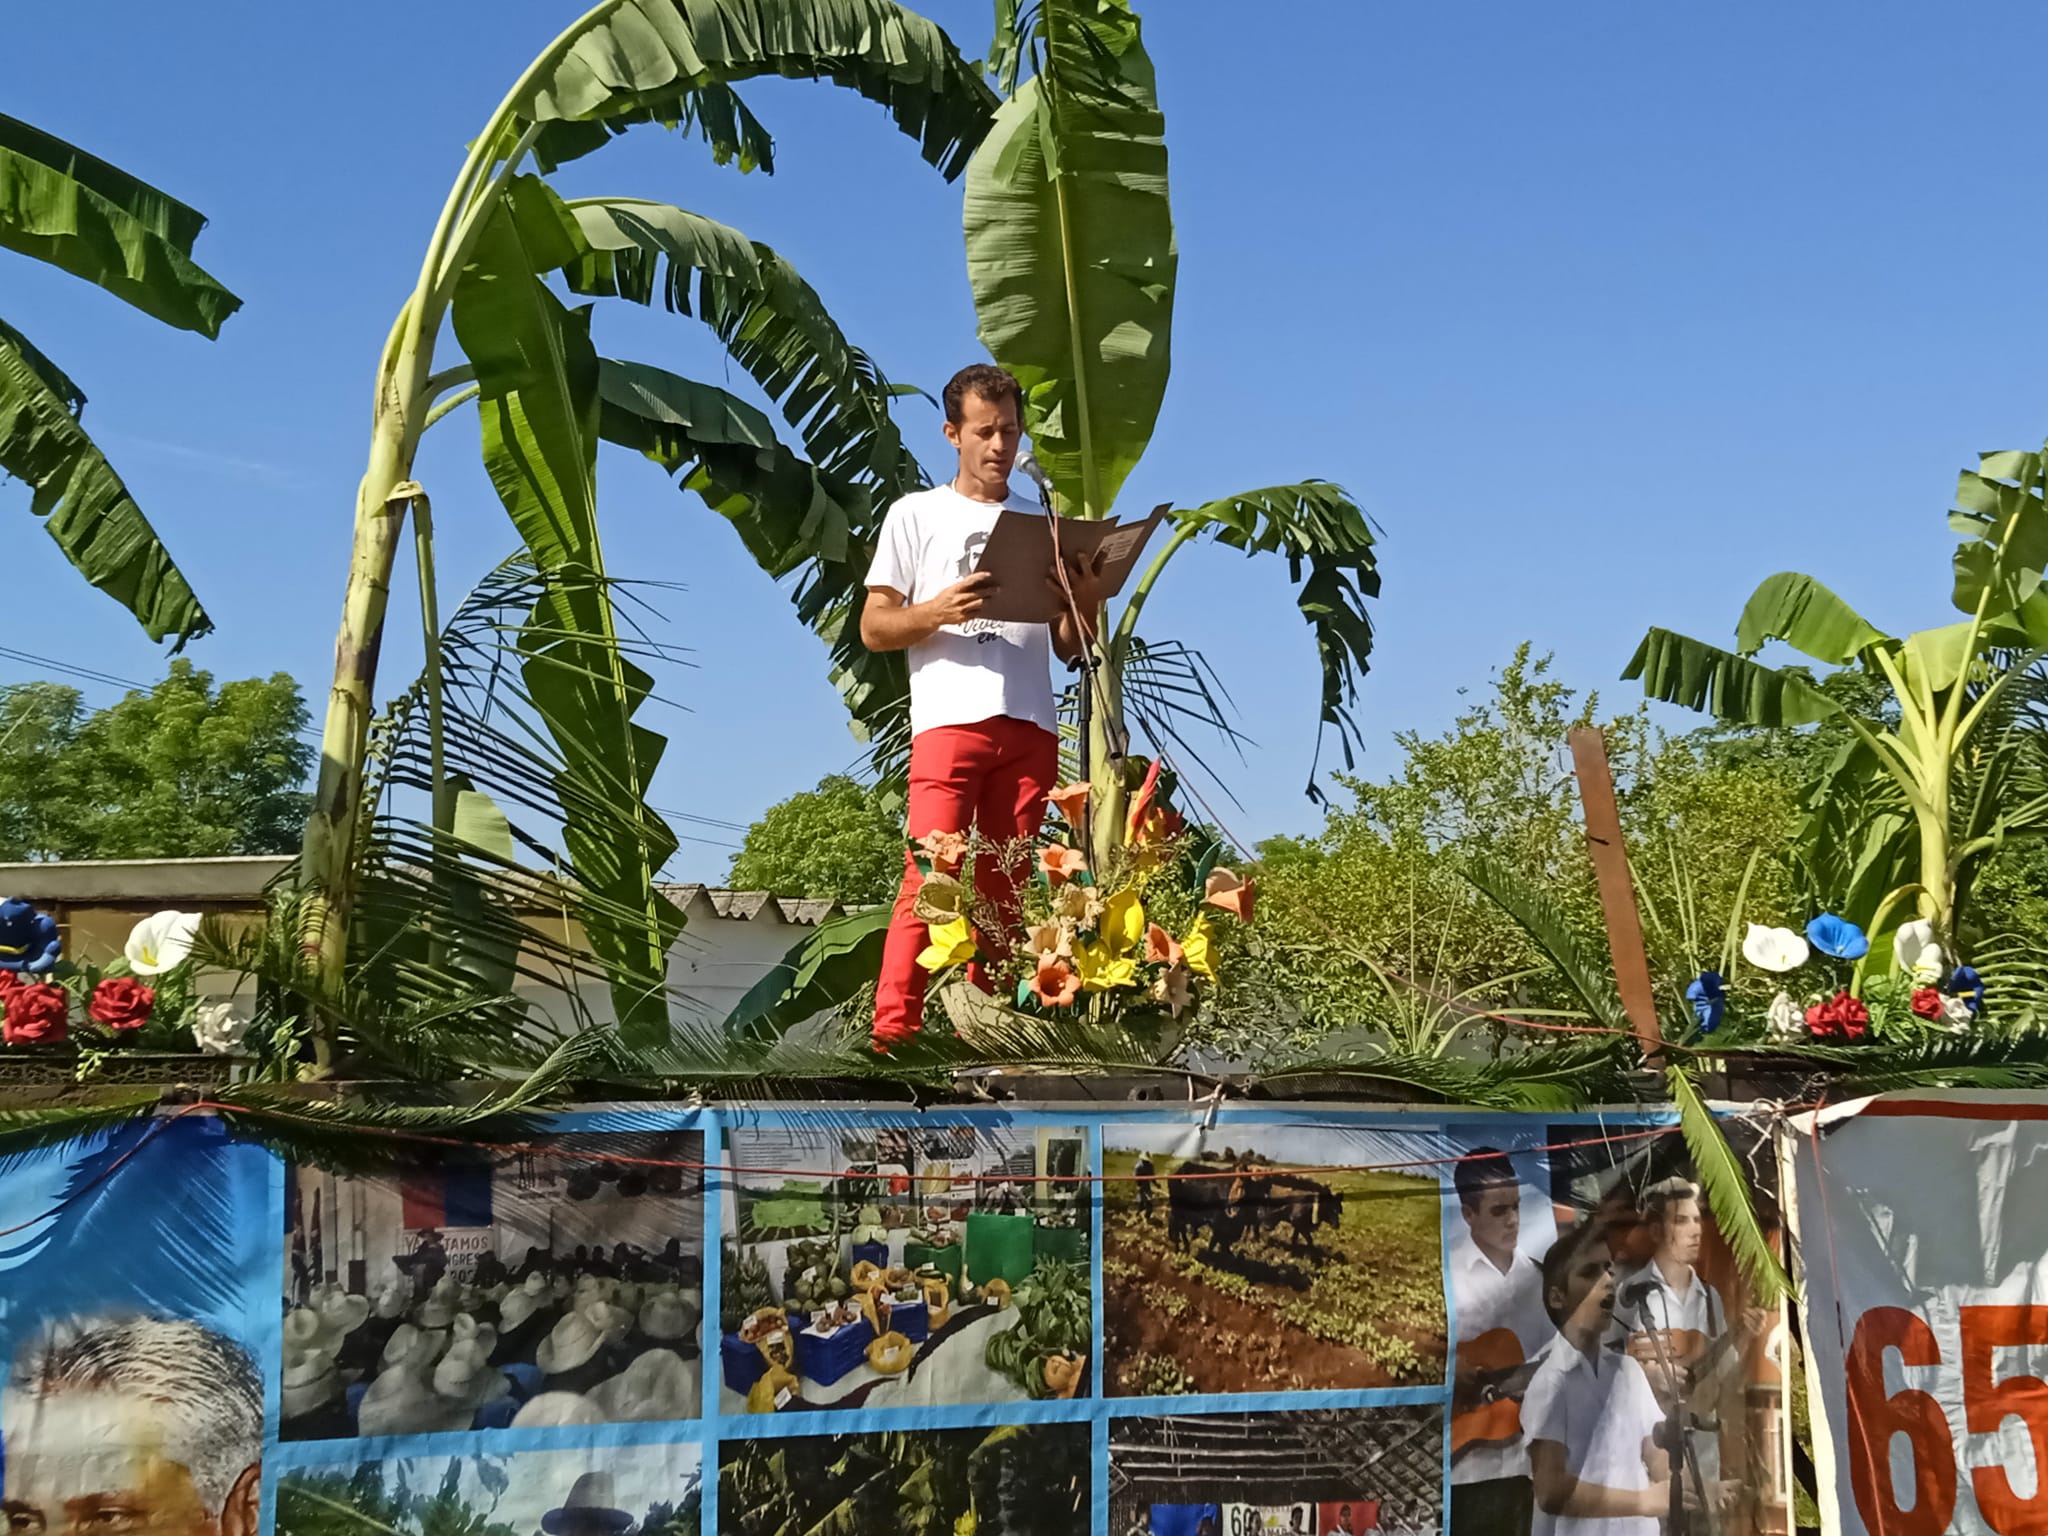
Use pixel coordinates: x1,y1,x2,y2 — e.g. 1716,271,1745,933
1453,1148,1519,1209
943,364,1024,424
1539,1219,1611,1326
1642,1176,1700,1225
8,1315,262,1515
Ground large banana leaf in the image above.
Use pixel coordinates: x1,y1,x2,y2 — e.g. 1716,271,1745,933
963,0,1173,516
1952,448,2048,625
1734,572,1889,662
0,318,210,644
722,906,890,1039
1160,482,1379,773
511,0,999,178
1623,627,1840,727
450,200,680,1046
0,114,240,337
597,357,915,776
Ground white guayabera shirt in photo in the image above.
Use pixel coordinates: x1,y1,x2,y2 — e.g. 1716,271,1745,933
1449,1231,1555,1485
1521,1343,1664,1536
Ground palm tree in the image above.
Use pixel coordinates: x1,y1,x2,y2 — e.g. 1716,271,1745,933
0,114,239,644
292,0,1002,1057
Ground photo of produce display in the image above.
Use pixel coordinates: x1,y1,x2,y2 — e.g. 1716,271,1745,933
1101,1127,1446,1396
719,1123,1090,1412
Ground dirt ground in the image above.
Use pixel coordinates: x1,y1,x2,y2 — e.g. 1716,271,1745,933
1103,1151,1446,1397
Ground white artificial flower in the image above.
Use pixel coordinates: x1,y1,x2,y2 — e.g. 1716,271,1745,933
1743,924,1811,974
1941,995,1974,1032
126,911,202,975
191,1001,249,1056
1893,919,1945,984
1766,990,1803,1039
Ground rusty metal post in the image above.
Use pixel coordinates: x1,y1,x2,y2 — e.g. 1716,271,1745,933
1567,726,1663,1056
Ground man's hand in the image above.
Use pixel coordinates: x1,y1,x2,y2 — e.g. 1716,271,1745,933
1046,548,1108,614
927,571,997,627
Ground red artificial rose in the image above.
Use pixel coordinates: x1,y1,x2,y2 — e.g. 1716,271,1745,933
1805,990,1870,1041
88,976,155,1032
2,984,68,1045
0,969,19,994
1911,986,1945,1021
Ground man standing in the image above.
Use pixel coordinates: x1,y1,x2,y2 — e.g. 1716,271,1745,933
1,1315,264,1536
862,364,1103,1050
1133,1152,1157,1221
1447,1151,1552,1536
1614,1177,1729,1501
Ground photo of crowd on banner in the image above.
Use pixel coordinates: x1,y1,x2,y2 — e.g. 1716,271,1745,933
1100,1123,1446,1397
279,1443,703,1536
1110,1406,1443,1536
1445,1126,1788,1536
719,1121,1088,1411
280,1129,705,1438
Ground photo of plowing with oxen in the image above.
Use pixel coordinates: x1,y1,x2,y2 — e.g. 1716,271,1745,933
1102,1125,1445,1396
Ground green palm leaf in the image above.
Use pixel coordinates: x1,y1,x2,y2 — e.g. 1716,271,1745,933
1666,1064,1789,1302
963,0,1173,517
1463,853,1630,1034
0,318,211,644
1155,482,1379,773
0,113,240,336
1623,627,1840,727
1734,572,1890,662
450,201,680,1046
597,356,914,775
513,0,999,178
723,907,891,1040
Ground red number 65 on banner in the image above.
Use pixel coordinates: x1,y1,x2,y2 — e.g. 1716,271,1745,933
1847,1305,2048,1535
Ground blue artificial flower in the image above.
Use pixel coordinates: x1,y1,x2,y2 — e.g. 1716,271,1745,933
1805,913,1869,962
0,898,60,974
1685,971,1726,1033
1947,964,1986,1015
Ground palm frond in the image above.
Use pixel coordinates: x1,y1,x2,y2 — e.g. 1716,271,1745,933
1667,1063,1789,1302
1463,853,1630,1033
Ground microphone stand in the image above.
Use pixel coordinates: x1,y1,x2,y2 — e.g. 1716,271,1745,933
1640,1289,1705,1536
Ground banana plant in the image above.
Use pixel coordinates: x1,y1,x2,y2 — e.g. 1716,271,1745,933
0,114,239,645
965,0,1380,870
294,0,1001,1058
1623,443,2048,957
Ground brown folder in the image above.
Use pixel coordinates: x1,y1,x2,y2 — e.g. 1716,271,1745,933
968,503,1172,624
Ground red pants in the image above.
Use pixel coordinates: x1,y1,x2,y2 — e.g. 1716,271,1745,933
873,716,1059,1049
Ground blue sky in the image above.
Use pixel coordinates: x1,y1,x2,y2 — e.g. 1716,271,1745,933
10,1,2048,882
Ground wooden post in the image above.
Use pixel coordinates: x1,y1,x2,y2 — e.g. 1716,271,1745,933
1567,726,1663,1056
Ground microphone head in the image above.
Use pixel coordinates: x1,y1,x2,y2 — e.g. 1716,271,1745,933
1015,451,1052,493
1618,1277,1659,1309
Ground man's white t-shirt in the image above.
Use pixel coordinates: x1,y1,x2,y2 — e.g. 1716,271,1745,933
864,485,1057,740
1521,1339,1663,1536
1449,1233,1555,1485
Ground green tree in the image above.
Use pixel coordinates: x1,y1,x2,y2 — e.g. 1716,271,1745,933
727,775,901,901
292,0,1000,1059
0,114,239,643
0,662,311,860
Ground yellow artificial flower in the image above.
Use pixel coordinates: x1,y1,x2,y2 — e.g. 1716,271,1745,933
1099,889,1147,955
1074,937,1139,992
916,917,978,973
1182,915,1217,980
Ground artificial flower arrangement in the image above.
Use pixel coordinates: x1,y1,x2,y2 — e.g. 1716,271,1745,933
911,759,1254,1039
1684,913,1982,1044
0,900,252,1068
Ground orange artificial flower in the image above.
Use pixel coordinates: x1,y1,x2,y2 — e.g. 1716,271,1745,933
1047,782,1090,827
916,829,970,869
1204,868,1255,923
1144,923,1183,967
1124,758,1163,843
1131,804,1185,846
1039,844,1087,885
1030,958,1082,1008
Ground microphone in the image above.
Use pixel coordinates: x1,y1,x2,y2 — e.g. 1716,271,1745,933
1015,451,1054,511
1618,1277,1660,1310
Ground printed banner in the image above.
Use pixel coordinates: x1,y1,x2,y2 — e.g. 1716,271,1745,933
0,1102,1790,1536
1791,1092,2048,1536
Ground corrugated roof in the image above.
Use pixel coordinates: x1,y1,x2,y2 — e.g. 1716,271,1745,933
658,885,852,925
